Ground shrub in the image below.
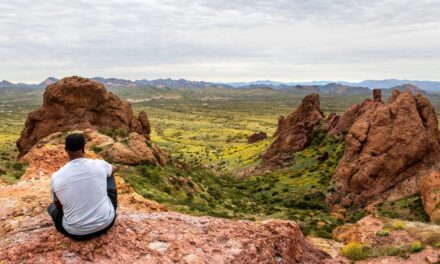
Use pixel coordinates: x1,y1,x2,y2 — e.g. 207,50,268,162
392,220,406,230
409,241,424,253
341,242,370,260
376,228,390,237
382,245,407,257
91,145,103,153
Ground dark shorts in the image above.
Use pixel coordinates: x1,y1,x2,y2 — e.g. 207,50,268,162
47,176,118,241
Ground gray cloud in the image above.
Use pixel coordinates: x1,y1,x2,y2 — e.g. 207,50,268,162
1,0,440,82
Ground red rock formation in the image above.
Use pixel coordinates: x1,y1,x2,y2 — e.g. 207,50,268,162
325,113,340,132
373,89,382,102
328,89,383,135
16,76,151,157
247,131,267,144
328,90,440,207
263,94,324,167
420,171,440,224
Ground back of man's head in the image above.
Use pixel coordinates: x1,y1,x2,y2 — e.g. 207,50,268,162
65,133,86,152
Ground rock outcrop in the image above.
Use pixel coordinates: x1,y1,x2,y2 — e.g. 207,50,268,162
247,131,267,144
1,211,334,264
1,130,333,263
263,94,324,167
17,76,151,157
325,113,340,132
328,90,440,207
420,171,440,224
103,132,166,166
328,89,383,135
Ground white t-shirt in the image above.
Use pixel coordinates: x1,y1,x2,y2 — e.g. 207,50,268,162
50,158,116,235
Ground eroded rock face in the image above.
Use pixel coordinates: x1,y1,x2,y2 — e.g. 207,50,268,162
16,76,151,157
325,113,340,132
263,94,324,167
421,171,440,224
328,89,383,135
329,90,440,207
247,131,267,144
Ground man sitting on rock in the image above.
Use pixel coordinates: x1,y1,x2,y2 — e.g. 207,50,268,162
47,133,118,240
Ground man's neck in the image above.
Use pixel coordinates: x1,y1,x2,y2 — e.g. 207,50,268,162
68,152,85,161
69,156,83,161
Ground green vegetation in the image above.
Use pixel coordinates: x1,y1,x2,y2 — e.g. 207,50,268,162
341,242,371,261
377,194,429,222
341,239,428,261
391,220,406,230
118,127,345,238
98,127,128,139
0,104,34,183
409,241,424,253
376,228,390,237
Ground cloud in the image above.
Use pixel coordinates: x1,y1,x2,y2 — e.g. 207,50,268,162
1,0,440,82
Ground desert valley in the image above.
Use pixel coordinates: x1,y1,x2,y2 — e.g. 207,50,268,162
0,76,439,263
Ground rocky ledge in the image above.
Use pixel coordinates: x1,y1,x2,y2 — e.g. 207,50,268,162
1,211,333,264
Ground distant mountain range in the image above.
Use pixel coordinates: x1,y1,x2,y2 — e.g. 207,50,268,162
0,77,233,90
1,77,439,94
227,79,440,92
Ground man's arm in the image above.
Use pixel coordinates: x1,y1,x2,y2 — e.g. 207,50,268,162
54,200,63,211
51,179,63,211
111,165,118,176
52,192,63,211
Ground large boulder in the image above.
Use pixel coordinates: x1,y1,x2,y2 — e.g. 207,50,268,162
247,131,267,144
328,90,440,207
420,171,440,224
263,94,324,167
16,76,151,157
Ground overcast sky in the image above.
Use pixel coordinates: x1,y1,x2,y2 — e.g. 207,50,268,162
1,0,440,83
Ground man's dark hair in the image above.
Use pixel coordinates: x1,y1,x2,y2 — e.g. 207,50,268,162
65,133,86,152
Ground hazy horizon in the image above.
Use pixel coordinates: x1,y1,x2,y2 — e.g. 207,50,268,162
1,0,440,83
5,76,440,86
